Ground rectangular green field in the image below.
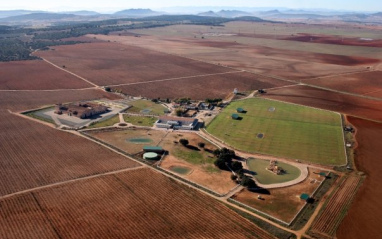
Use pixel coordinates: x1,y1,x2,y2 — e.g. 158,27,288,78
206,98,346,165
127,99,167,115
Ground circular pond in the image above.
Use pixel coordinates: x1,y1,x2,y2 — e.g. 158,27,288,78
169,166,192,175
247,158,301,185
126,138,153,144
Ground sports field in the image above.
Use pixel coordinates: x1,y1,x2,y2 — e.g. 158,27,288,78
207,98,346,165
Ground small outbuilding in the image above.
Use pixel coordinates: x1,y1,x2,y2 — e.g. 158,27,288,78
237,108,245,113
143,152,159,160
300,193,310,201
232,114,240,120
143,146,164,153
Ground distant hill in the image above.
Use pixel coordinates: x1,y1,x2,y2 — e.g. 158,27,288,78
198,10,253,18
371,12,382,17
217,10,252,18
198,11,219,17
63,11,100,16
1,13,78,22
113,9,161,17
0,10,45,18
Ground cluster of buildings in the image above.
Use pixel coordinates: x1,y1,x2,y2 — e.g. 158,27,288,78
54,102,109,119
155,116,198,130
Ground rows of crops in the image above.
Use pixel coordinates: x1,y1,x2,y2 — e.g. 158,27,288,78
1,168,275,239
0,111,140,196
309,176,362,238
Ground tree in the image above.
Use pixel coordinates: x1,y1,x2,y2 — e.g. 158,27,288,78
179,138,189,146
231,174,238,181
198,142,205,148
104,87,111,92
240,175,257,188
175,109,183,117
214,157,227,170
231,161,243,172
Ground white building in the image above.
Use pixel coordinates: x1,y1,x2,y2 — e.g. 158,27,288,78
155,116,198,130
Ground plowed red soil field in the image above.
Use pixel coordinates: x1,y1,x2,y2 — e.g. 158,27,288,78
310,176,362,238
0,89,120,112
0,111,140,196
34,42,233,86
0,168,275,239
0,60,92,90
337,117,382,239
302,71,382,98
262,85,382,122
99,35,373,80
112,71,291,100
195,40,379,66
282,34,382,47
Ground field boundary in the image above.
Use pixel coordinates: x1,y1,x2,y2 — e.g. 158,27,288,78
107,70,245,87
228,197,290,226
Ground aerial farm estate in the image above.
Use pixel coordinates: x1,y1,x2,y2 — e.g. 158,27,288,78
1,16,381,239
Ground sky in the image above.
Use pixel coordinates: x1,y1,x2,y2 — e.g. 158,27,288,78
0,0,380,13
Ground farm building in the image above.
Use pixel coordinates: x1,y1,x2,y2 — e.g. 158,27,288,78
237,108,245,113
232,114,240,120
198,102,213,110
143,146,164,153
155,116,198,130
54,102,108,119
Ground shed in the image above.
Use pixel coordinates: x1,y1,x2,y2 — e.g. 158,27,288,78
143,146,164,153
300,193,310,201
237,108,245,113
232,114,240,120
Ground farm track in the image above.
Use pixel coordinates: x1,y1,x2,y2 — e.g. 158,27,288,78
108,70,245,87
310,176,362,238
42,58,99,88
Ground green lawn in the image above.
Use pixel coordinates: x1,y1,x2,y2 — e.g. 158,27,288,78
87,115,120,128
247,158,301,184
173,147,215,165
207,98,346,165
127,99,167,115
123,115,158,127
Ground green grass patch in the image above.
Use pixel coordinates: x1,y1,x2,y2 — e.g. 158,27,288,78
247,158,301,184
127,99,167,115
88,115,120,128
25,112,55,125
173,146,215,165
123,115,158,127
207,98,346,165
169,166,192,175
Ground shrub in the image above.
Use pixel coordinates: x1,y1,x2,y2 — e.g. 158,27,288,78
179,138,189,146
231,161,243,171
198,142,205,148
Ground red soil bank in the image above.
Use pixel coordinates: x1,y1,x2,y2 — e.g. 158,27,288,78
337,117,382,239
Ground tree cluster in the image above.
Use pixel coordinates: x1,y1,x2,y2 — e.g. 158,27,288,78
213,147,236,170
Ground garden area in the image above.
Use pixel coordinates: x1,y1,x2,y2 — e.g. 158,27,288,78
126,99,168,115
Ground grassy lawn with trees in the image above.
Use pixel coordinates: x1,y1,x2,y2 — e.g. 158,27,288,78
123,115,158,127
126,99,168,115
87,115,120,128
207,98,346,165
